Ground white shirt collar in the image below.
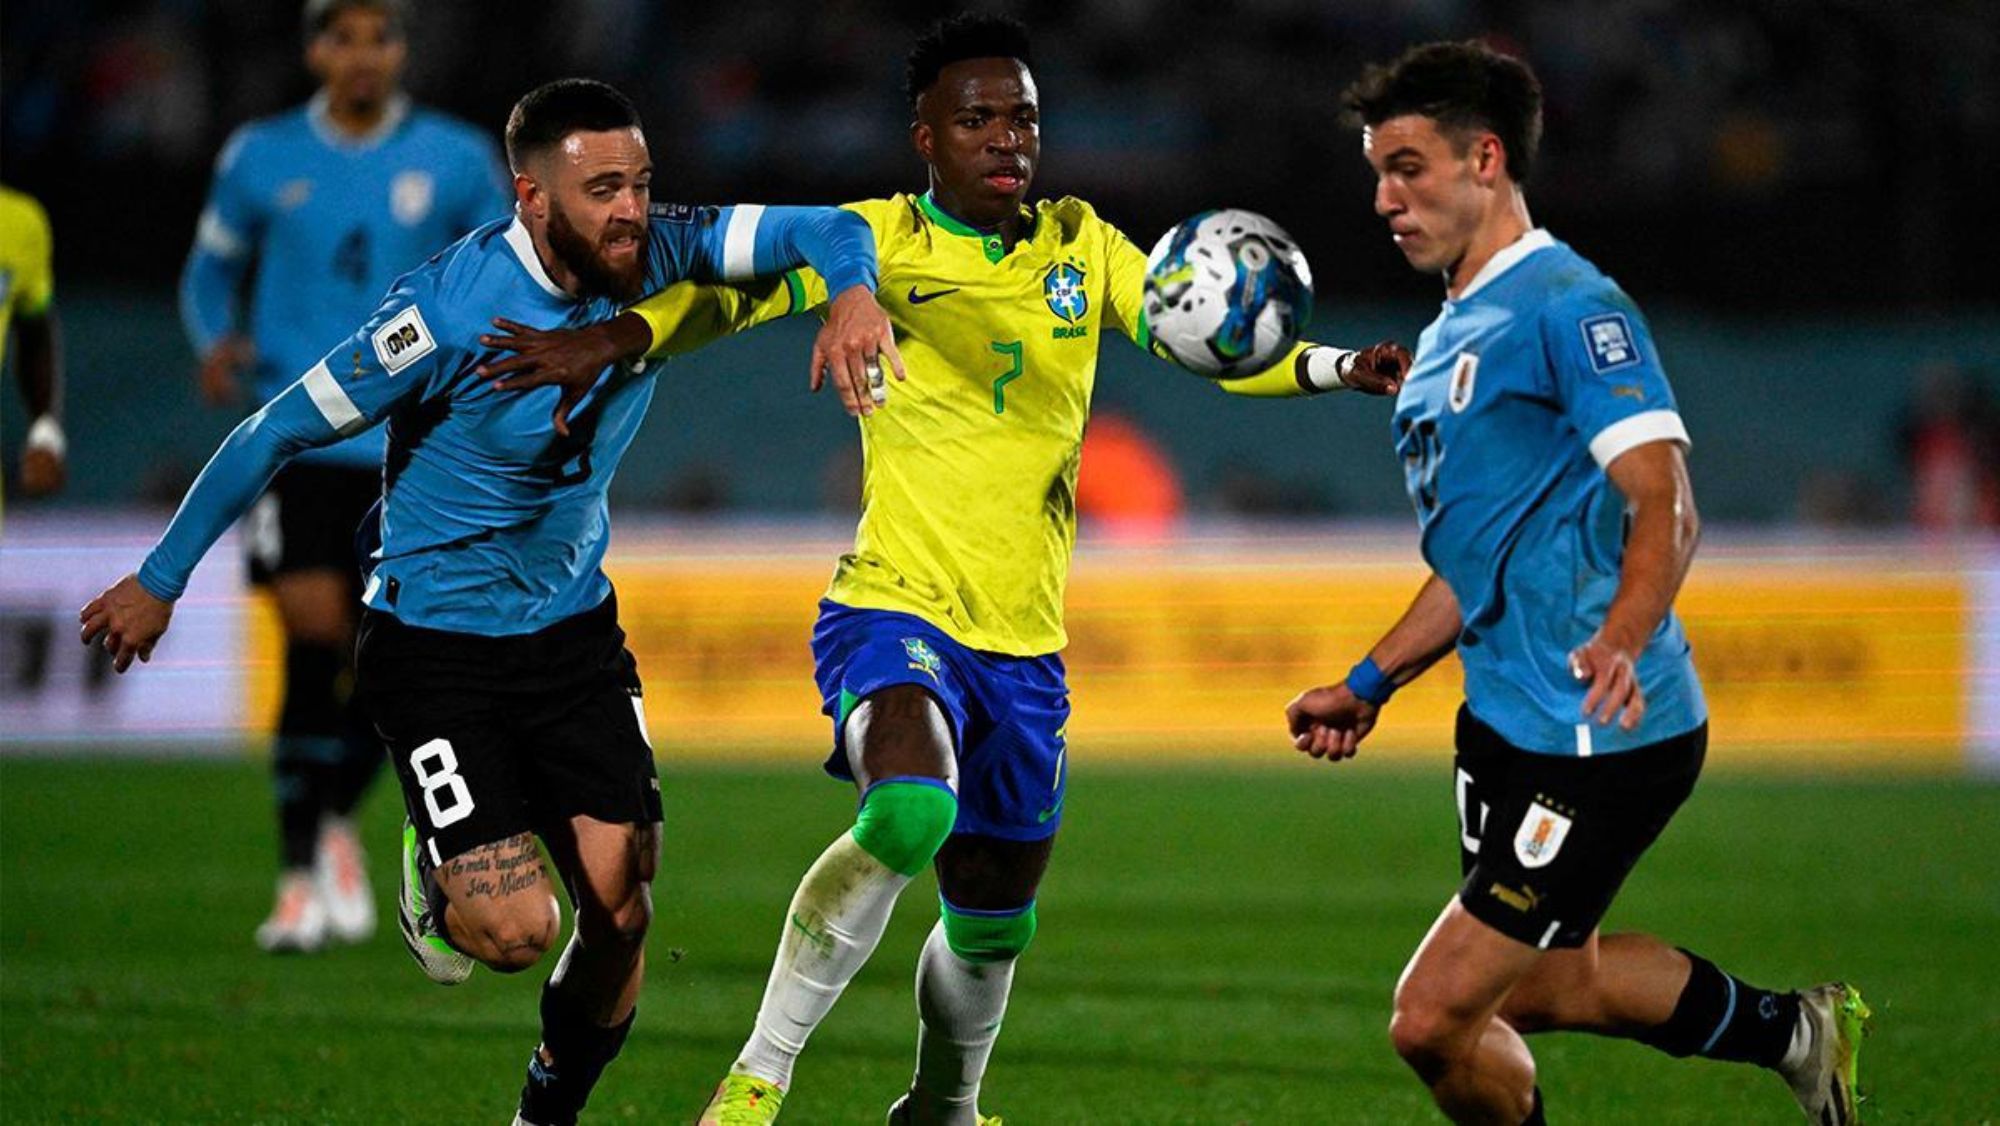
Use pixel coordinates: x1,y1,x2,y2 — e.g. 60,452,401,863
1450,228,1556,301
307,91,410,151
503,216,571,299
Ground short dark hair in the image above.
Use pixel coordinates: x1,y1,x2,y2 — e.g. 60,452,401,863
905,13,1034,112
1341,41,1544,183
504,79,643,171
304,0,405,40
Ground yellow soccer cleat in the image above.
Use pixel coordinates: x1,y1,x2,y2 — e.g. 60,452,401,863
1781,982,1872,1124
696,1073,785,1126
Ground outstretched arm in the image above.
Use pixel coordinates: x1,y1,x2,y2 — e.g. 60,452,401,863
479,271,847,435
84,282,449,671
673,204,904,405
1284,573,1461,762
1100,228,1407,397
1216,338,1410,398
79,369,368,671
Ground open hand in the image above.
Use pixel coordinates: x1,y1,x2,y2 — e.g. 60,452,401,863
480,317,637,436
198,335,255,407
1284,681,1380,762
79,574,175,673
811,286,905,417
1570,634,1645,730
18,447,65,497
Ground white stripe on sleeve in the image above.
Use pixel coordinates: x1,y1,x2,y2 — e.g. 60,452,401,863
195,208,247,260
300,361,367,436
720,204,766,281
1587,409,1689,470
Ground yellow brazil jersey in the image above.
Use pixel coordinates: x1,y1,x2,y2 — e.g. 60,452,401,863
633,192,1310,656
0,185,55,373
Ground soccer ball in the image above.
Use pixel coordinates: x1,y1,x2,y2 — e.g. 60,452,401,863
1142,209,1314,379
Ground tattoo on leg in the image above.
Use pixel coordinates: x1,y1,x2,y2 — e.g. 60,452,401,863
443,832,545,901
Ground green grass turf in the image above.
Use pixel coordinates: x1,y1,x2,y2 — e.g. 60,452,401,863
3,755,1996,1124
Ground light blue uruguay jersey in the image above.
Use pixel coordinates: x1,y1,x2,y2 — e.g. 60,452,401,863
140,203,879,635
1395,230,1706,757
179,93,510,470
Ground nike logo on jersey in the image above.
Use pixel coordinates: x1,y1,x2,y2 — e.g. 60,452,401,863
908,286,960,305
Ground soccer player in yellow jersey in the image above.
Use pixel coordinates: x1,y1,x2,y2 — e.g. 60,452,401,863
1,184,67,520
484,16,1407,1123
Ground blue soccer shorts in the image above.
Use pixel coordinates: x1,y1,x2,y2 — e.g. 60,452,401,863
810,600,1069,841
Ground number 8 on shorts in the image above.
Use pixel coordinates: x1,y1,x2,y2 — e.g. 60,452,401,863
409,738,475,828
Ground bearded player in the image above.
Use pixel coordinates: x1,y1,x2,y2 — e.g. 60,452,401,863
87,78,894,1126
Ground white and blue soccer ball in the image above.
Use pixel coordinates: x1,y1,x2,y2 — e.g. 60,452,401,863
1142,209,1314,380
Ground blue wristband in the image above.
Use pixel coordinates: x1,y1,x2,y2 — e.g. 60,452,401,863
1345,655,1396,706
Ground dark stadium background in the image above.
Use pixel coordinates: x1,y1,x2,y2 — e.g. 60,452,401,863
3,3,1998,1123
5,1,2000,519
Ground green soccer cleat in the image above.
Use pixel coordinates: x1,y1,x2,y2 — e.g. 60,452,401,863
397,819,473,985
1782,982,1871,1124
885,1091,1002,1126
696,1072,785,1125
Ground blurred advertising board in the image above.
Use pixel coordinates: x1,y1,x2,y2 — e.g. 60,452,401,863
7,514,1997,771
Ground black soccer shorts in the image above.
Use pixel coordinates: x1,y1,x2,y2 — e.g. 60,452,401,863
242,462,381,586
355,592,663,866
1452,704,1706,950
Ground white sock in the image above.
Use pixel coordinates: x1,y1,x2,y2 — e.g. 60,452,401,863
910,921,1016,1122
733,832,911,1088
1779,1001,1814,1073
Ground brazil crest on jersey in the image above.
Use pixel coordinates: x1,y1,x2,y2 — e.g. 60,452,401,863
1394,230,1707,756
180,94,510,469
142,204,878,634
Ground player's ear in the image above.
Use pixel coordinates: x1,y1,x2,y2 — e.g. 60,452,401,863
911,117,935,164
305,37,330,82
512,172,542,218
1475,134,1506,186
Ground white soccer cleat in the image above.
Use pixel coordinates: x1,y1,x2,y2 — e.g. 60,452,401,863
316,817,377,944
1781,982,1872,1125
254,871,329,954
398,819,474,985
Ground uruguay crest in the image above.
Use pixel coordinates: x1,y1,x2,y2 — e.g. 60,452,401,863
1043,261,1087,324
391,170,436,227
1449,352,1479,413
1512,800,1573,869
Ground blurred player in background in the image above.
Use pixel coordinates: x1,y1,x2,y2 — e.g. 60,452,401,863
2,184,67,521
481,16,1408,1123
87,78,893,1125
179,0,510,954
1283,41,1869,1125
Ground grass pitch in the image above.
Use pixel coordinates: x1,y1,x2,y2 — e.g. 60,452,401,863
3,755,1995,1123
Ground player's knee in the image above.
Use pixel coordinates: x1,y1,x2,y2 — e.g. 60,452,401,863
277,641,347,735
462,896,559,973
941,898,1036,964
1388,990,1476,1075
850,777,958,877
1388,1005,1454,1074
